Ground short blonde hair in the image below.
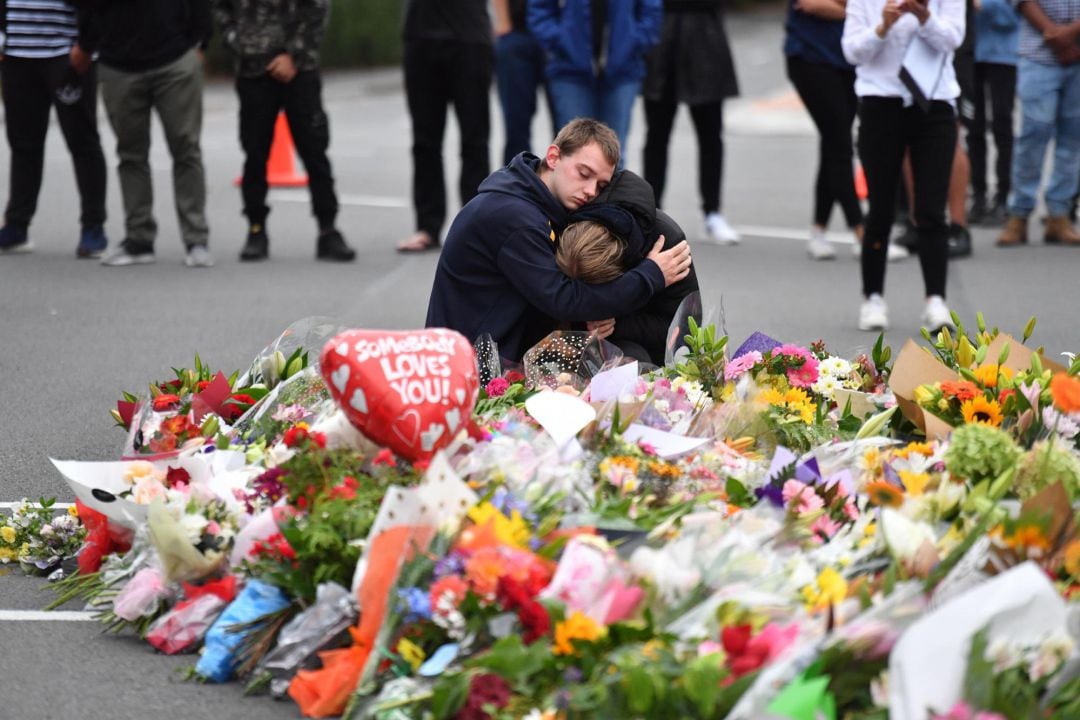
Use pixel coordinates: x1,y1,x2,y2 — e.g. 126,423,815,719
556,220,627,284
552,118,620,168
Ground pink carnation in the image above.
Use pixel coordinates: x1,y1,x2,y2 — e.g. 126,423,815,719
485,377,510,397
724,351,762,381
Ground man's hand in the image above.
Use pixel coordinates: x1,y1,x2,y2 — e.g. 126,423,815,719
1045,25,1080,62
267,53,298,83
647,236,692,287
70,44,92,75
1057,44,1080,64
586,318,616,339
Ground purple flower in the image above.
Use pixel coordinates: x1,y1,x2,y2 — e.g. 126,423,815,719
397,586,432,622
434,552,466,579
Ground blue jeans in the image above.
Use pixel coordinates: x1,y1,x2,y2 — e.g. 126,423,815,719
495,31,548,166
1008,58,1080,217
548,76,640,166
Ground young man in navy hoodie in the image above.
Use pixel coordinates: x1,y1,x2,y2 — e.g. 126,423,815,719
425,118,692,363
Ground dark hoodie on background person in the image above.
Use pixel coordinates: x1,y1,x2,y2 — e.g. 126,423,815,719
567,169,701,365
425,153,666,363
76,0,211,72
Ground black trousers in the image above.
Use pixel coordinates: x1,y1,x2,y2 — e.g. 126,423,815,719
786,55,864,229
1,55,106,230
858,98,956,298
404,39,492,241
968,62,1016,205
237,70,338,228
643,94,724,214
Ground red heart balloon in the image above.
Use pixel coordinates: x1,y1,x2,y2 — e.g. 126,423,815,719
320,328,479,462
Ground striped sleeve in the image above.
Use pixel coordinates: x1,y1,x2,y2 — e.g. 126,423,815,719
2,0,78,58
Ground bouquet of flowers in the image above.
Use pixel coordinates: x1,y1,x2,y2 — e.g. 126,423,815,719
1,498,85,574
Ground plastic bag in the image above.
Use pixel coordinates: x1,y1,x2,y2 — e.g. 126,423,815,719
195,579,291,682
146,593,228,654
664,291,703,368
258,582,357,697
236,316,347,389
523,331,624,391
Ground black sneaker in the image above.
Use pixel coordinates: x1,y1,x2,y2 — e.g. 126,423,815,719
983,201,1008,226
316,229,355,262
240,224,269,261
967,196,990,225
947,223,972,259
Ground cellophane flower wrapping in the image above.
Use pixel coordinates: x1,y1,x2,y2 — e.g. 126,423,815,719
196,578,291,682
258,582,357,698
523,331,624,391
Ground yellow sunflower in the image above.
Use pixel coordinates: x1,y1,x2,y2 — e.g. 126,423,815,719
960,396,1004,427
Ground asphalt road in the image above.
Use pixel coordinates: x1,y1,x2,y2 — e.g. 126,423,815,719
1,9,1077,719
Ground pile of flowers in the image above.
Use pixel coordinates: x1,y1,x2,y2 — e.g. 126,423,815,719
22,313,1080,719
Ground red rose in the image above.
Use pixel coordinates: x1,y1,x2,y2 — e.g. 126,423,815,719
721,624,752,656
485,377,510,397
153,394,181,411
282,425,309,448
165,466,191,489
505,370,525,384
372,449,395,466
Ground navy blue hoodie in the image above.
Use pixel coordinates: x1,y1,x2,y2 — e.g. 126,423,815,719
425,153,666,362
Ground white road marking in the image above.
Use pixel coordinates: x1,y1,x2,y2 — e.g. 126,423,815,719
270,188,409,208
0,502,73,510
0,610,96,622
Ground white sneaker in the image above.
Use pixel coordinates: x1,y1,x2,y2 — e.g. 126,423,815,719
858,293,889,331
185,245,215,268
851,241,909,262
807,227,836,260
921,295,955,333
101,243,155,266
703,212,739,245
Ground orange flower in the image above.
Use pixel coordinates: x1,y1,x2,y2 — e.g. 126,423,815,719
972,364,1013,389
941,380,979,401
1050,374,1080,414
1064,541,1080,578
865,480,903,507
960,396,1003,427
553,611,604,656
893,441,934,459
465,547,511,597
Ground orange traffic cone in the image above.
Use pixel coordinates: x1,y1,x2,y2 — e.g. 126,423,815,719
854,162,868,201
234,112,308,187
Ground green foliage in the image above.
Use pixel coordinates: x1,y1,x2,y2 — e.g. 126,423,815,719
944,423,1022,485
675,317,729,399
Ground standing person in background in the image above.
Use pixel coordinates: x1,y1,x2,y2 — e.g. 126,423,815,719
995,0,1080,247
80,0,214,268
214,0,356,263
783,0,864,259
643,0,740,245
395,0,492,254
966,0,1018,226
529,0,662,164
842,0,965,333
493,0,549,165
0,0,107,258
944,0,974,258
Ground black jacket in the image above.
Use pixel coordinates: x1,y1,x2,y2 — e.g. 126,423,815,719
643,0,738,105
568,170,701,365
425,153,665,363
75,0,211,72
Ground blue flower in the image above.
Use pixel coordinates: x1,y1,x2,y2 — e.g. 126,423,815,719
397,587,431,622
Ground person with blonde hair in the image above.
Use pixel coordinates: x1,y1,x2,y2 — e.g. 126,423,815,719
558,169,700,364
426,118,692,362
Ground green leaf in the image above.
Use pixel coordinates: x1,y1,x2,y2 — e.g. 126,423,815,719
724,478,753,507
623,664,654,714
430,672,470,720
683,653,725,718
963,627,994,709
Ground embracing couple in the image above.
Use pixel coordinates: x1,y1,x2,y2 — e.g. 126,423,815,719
425,119,699,367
